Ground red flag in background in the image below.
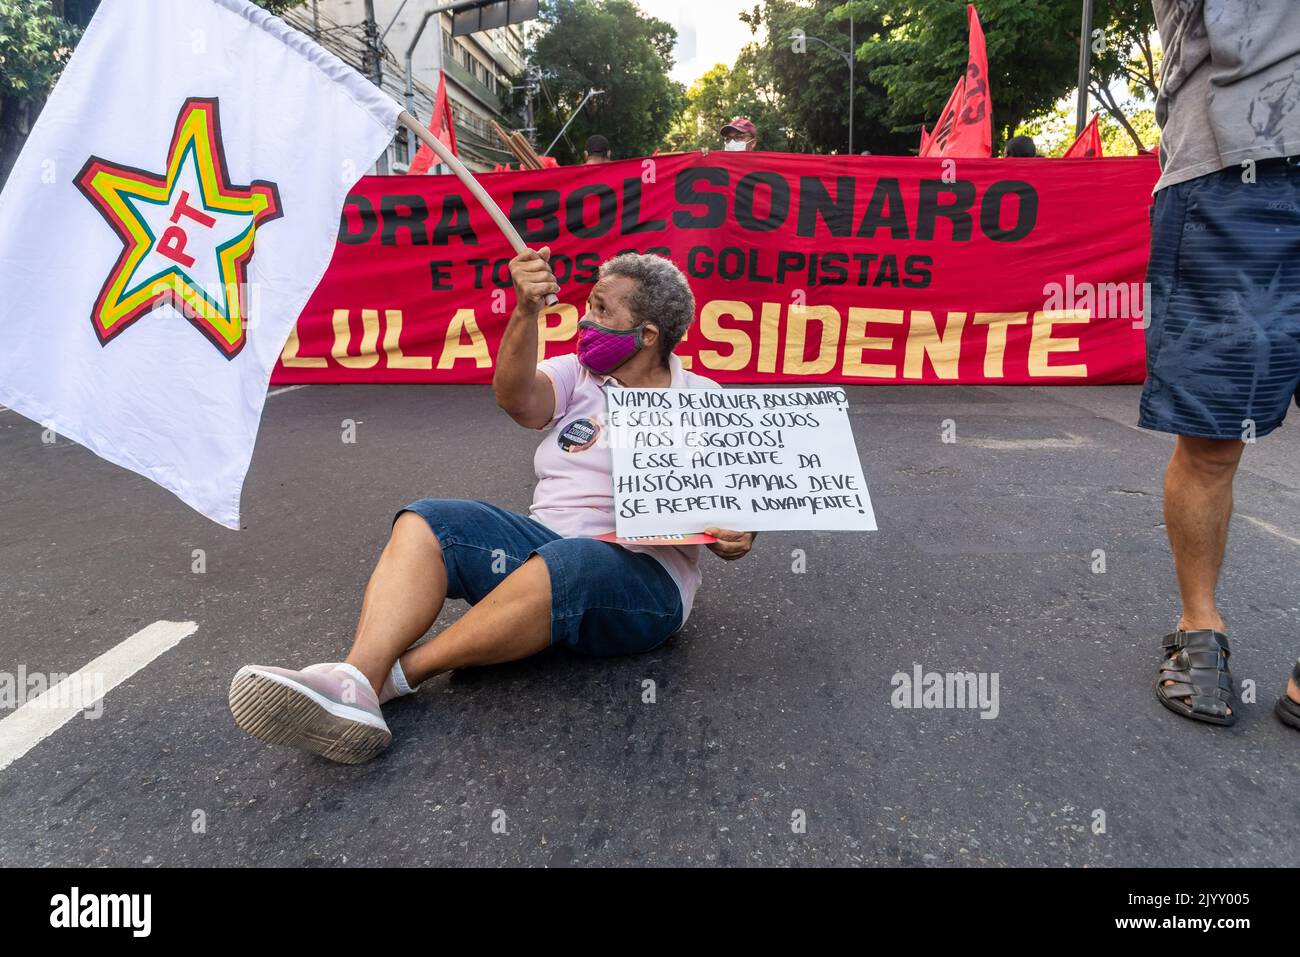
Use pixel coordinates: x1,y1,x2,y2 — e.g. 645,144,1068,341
919,124,931,152
946,4,991,156
919,80,963,157
408,71,457,174
922,4,992,158
1063,114,1103,157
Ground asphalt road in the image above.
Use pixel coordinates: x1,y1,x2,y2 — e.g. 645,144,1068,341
0,383,1297,866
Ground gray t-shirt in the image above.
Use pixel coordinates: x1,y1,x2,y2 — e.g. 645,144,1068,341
1153,0,1300,192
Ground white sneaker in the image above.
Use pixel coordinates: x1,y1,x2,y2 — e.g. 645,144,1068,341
301,660,414,705
228,662,391,764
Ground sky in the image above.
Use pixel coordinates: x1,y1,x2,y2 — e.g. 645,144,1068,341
634,0,758,87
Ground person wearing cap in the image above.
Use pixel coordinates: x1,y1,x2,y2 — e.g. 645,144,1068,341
720,117,757,152
583,134,611,164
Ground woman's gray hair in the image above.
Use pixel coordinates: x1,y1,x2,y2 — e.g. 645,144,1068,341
598,253,695,364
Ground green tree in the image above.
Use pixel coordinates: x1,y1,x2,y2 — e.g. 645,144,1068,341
738,0,914,155
0,0,80,182
1100,107,1157,154
668,0,919,155
1087,0,1158,150
844,0,1084,147
841,0,1157,152
1017,101,1157,156
0,0,305,184
667,54,792,152
670,64,743,151
530,0,684,162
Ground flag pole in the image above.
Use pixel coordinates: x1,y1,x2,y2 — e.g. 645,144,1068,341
398,110,559,305
1075,0,1095,135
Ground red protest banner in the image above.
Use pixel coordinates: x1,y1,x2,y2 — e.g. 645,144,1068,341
272,150,1159,386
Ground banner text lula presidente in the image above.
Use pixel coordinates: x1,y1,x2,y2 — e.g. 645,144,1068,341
281,163,1119,381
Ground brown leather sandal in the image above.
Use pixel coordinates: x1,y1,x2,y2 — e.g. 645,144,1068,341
1155,629,1236,726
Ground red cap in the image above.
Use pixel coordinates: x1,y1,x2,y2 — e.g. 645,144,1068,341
720,117,757,139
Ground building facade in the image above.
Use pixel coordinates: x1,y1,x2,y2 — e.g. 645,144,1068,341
302,0,528,172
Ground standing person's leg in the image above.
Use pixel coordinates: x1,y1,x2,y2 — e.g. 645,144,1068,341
1162,436,1245,634
1139,162,1300,725
1157,436,1243,718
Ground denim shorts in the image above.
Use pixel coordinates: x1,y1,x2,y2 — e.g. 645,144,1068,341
1139,161,1300,440
393,499,684,657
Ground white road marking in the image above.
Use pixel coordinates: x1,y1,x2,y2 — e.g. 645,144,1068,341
0,620,198,773
267,384,310,397
962,433,1091,450
1240,514,1300,548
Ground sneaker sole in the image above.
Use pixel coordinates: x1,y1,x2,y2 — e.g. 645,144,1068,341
228,667,391,764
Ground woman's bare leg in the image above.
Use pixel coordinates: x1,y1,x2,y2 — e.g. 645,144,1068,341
343,511,448,693
398,554,553,686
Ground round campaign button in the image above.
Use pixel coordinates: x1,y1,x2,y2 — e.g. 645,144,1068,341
557,416,601,453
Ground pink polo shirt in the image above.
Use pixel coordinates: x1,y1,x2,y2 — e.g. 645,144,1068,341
531,352,721,625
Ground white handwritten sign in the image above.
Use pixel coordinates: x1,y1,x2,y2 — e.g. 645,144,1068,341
607,387,876,536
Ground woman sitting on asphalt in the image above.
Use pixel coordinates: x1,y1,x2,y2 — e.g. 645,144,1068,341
229,249,757,763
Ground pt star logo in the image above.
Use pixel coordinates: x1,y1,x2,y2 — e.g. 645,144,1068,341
75,97,283,359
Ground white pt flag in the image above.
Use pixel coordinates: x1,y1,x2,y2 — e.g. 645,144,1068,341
0,0,400,528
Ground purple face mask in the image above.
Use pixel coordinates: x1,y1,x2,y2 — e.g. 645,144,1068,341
577,318,645,374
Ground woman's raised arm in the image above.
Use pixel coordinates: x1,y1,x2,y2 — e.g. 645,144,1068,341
493,247,560,429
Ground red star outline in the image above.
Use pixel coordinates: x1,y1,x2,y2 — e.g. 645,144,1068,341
75,97,283,359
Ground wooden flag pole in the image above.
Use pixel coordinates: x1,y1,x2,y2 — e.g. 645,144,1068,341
398,110,558,304
490,119,533,168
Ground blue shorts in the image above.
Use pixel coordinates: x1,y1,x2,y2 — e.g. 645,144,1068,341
393,499,684,657
1139,161,1300,440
